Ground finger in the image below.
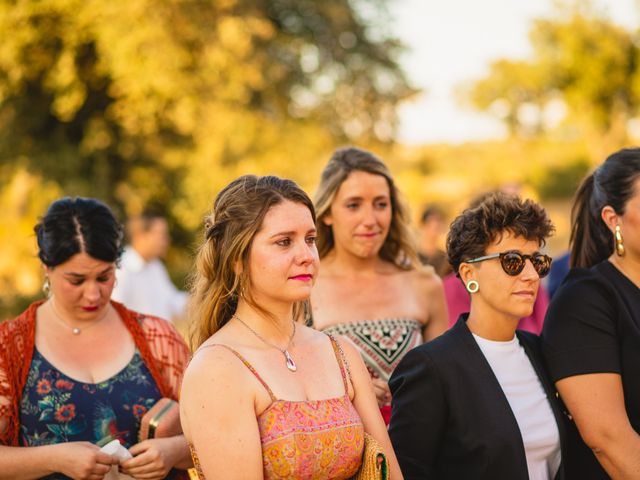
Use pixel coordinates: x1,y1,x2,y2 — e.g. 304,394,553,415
91,463,112,475
122,449,156,469
95,451,119,465
128,440,150,456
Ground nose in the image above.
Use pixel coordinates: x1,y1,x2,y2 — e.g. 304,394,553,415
521,258,540,281
295,240,318,265
84,281,102,302
361,205,377,227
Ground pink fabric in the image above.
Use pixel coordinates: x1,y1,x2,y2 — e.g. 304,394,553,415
442,273,549,334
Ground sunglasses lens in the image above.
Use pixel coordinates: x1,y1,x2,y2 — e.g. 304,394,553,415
532,255,551,278
501,253,525,276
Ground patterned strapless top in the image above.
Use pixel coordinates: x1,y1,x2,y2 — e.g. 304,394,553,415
322,318,423,382
190,334,365,480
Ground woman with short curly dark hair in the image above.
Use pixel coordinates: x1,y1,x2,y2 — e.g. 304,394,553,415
389,192,568,479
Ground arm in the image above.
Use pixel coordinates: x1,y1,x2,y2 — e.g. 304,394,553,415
338,339,403,480
388,347,446,479
556,373,640,479
179,347,264,479
421,273,448,341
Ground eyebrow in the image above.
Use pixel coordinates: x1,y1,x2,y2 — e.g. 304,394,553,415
63,266,114,278
343,195,389,202
268,228,317,239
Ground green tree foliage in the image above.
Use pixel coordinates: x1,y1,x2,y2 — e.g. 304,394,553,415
0,0,413,210
468,2,639,146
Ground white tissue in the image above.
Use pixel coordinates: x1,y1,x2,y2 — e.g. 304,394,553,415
100,439,134,480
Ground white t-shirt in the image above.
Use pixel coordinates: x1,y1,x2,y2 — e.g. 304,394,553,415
112,246,188,322
473,333,561,480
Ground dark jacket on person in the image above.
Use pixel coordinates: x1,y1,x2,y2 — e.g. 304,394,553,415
389,315,569,480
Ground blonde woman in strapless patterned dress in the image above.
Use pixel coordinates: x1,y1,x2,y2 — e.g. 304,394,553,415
311,148,449,423
180,175,403,479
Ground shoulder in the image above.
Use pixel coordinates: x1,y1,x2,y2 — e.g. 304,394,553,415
547,265,618,317
0,302,38,342
182,342,255,402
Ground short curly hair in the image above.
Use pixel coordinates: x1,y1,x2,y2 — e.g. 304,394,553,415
447,193,555,274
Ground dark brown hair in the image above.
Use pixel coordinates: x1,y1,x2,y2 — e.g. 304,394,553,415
447,192,554,274
571,148,640,268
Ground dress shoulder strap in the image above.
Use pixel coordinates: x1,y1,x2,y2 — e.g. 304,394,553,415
325,333,353,396
197,344,276,402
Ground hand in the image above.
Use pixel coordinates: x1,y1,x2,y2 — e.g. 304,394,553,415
121,437,181,480
52,441,117,480
371,377,392,407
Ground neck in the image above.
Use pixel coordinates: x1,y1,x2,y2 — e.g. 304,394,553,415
466,305,518,341
131,244,153,262
609,254,640,288
234,301,295,344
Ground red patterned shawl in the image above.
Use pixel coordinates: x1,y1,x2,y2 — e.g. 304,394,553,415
0,300,190,447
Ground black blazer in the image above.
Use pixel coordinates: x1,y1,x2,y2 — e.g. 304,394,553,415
389,315,568,480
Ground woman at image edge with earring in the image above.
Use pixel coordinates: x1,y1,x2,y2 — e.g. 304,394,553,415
0,197,191,480
542,148,640,479
389,193,567,479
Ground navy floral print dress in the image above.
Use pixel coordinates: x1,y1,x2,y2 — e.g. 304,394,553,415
20,348,163,479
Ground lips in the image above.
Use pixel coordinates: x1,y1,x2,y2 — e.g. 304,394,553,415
290,274,313,281
82,306,99,312
513,291,535,298
355,232,380,238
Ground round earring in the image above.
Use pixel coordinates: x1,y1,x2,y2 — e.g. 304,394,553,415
466,280,479,294
42,277,51,297
615,225,625,257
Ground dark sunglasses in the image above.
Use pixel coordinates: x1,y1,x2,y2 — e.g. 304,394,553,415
465,250,552,278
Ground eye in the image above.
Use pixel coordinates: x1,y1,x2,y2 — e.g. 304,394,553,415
306,235,317,245
69,279,84,286
97,276,111,283
276,238,291,247
346,202,360,210
374,200,389,209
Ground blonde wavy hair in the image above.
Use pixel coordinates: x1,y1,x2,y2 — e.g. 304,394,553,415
189,175,316,350
314,147,419,270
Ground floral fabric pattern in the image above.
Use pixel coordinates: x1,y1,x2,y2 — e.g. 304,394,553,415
20,349,161,451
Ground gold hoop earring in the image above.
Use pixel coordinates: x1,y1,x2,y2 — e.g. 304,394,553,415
42,277,51,297
615,225,625,257
466,280,479,294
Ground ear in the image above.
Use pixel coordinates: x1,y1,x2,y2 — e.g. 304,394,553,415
233,259,243,276
601,205,619,234
322,212,333,227
457,262,475,285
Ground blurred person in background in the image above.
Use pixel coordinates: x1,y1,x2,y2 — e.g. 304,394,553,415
112,211,188,322
311,147,448,425
181,175,402,479
390,193,567,479
417,204,452,278
0,197,191,480
542,148,640,479
442,191,550,334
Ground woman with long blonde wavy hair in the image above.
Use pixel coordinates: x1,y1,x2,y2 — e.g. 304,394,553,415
180,175,402,479
311,147,448,424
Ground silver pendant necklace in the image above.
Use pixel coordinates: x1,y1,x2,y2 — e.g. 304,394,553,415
233,314,297,372
49,298,111,335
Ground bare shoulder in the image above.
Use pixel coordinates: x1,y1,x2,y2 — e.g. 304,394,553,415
410,266,443,293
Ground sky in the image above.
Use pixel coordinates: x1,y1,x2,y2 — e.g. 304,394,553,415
389,0,639,144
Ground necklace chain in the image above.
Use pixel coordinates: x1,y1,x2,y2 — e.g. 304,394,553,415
233,314,297,372
49,298,111,335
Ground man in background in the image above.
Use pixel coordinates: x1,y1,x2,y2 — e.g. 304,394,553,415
112,211,188,322
417,205,452,278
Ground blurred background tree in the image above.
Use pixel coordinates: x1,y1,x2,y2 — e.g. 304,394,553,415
0,0,415,316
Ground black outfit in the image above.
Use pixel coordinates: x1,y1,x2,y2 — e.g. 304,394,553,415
389,315,567,480
542,260,640,479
